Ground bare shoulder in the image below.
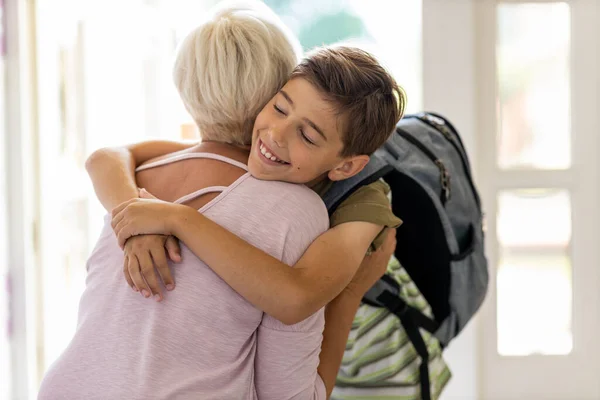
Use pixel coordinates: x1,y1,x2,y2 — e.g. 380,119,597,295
137,142,199,168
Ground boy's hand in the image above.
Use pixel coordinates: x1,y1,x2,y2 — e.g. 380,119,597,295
123,234,181,301
344,228,397,299
111,196,187,247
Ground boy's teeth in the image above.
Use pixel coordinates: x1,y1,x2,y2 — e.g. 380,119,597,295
259,141,287,164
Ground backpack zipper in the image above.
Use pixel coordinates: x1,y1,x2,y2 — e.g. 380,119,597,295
415,114,482,211
396,127,451,205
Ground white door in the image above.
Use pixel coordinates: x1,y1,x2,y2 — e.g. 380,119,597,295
476,0,600,399
32,0,186,380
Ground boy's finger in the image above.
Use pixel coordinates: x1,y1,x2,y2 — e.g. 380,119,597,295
114,221,133,248
151,247,175,291
111,211,124,230
111,198,135,218
137,251,163,301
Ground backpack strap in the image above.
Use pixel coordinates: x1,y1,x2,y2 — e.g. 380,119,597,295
365,275,440,334
377,289,437,400
400,311,432,400
322,152,394,214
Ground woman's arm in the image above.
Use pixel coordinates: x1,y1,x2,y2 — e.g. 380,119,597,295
85,140,194,298
112,199,383,325
317,228,396,397
85,140,195,212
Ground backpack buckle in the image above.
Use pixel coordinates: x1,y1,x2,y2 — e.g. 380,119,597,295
376,290,409,317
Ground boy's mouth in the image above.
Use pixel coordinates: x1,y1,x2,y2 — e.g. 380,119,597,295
257,139,289,165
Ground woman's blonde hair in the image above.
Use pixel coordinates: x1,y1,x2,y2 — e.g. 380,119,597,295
173,0,302,145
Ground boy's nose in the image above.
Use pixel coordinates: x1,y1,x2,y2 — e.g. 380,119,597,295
269,127,286,148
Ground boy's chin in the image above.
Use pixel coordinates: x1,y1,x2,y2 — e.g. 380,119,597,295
247,161,280,182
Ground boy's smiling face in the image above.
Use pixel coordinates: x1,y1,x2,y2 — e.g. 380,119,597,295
247,78,368,187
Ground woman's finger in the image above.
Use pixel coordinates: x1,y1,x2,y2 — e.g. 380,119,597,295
123,254,137,292
165,236,182,263
128,255,150,298
151,247,175,291
137,251,163,301
379,228,397,259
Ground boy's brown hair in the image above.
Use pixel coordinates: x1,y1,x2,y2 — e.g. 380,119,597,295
290,46,406,157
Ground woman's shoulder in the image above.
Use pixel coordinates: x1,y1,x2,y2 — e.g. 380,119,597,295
241,177,328,228
243,176,323,204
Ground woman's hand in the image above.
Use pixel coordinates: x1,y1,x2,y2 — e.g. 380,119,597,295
123,234,181,301
111,192,188,247
344,227,397,299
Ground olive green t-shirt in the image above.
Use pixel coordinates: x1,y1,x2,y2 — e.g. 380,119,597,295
314,179,402,253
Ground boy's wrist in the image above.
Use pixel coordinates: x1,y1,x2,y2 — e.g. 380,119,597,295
167,204,191,237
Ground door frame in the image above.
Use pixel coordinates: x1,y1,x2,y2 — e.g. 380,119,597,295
475,0,600,398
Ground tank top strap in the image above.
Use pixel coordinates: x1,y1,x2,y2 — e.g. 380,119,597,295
173,186,229,205
135,152,249,173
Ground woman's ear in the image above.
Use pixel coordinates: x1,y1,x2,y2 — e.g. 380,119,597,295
327,155,370,181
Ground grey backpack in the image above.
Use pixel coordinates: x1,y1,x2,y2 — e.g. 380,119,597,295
323,112,489,400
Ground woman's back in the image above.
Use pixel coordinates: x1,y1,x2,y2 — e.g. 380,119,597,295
37,146,329,399
135,142,251,209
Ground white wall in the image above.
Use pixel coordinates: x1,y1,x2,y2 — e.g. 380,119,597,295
4,1,39,399
422,1,479,399
0,40,10,400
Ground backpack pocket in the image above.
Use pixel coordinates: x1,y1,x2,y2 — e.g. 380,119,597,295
436,228,489,345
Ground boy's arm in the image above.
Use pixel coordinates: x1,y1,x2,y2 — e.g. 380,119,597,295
166,206,382,325
111,180,399,322
85,140,195,212
253,229,395,399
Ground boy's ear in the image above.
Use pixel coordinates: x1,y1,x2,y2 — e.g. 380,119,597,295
328,155,370,181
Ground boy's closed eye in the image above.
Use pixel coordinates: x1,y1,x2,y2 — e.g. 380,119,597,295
273,104,317,146
299,128,316,145
273,103,286,115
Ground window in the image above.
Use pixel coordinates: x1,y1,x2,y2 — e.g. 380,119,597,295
478,0,600,398
496,189,572,356
495,3,573,356
496,3,571,170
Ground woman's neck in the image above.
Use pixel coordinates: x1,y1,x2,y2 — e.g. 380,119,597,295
194,140,250,165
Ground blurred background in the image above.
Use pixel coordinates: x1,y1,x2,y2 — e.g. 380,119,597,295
1,0,599,399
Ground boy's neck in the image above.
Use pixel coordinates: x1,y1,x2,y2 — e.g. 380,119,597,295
307,173,329,189
308,174,334,197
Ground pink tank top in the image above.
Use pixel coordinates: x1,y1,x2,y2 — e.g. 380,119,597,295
38,153,329,399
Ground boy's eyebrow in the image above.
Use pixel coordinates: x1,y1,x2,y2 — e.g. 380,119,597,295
280,90,295,107
280,90,328,141
303,118,327,141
